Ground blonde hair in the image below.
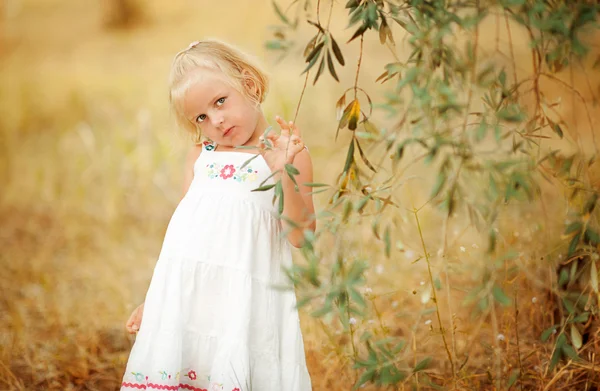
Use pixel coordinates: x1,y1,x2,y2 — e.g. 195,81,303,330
168,39,269,143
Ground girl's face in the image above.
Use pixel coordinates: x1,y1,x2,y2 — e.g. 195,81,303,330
182,68,263,149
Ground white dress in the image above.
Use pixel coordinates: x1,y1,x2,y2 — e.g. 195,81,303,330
120,141,312,391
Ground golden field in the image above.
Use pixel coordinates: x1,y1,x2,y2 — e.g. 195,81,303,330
1,1,600,390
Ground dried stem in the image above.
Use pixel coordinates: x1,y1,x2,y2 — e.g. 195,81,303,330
293,71,310,123
354,34,364,100
489,292,502,390
503,10,518,86
514,288,524,391
413,208,456,388
460,0,480,136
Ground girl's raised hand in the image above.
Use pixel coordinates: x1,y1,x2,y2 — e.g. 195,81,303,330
259,116,305,174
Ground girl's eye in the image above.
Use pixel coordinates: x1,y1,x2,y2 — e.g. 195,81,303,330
196,114,206,123
216,97,226,106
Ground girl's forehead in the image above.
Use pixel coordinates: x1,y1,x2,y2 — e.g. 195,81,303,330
186,68,232,92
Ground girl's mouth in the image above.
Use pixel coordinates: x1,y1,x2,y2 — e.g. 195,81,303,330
223,126,234,137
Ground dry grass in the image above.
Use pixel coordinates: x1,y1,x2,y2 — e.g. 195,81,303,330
1,1,600,390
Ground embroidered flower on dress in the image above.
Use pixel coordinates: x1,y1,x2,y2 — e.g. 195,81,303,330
220,164,236,179
211,383,224,391
131,372,144,382
159,370,168,380
232,388,241,391
203,141,216,151
185,370,197,380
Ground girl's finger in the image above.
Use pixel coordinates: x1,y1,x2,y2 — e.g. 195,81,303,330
266,132,278,143
275,116,290,135
288,121,301,138
258,136,267,153
290,135,304,149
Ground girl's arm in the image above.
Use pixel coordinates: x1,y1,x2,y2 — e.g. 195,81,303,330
182,144,203,198
280,148,316,248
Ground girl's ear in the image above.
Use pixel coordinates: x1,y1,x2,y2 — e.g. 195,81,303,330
241,69,260,101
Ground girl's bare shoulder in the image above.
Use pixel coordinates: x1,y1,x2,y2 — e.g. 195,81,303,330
186,144,204,164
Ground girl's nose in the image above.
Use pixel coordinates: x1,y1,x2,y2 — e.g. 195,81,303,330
211,115,224,128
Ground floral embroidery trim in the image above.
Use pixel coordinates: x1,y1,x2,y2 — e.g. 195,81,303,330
205,162,258,182
122,370,240,391
121,382,206,390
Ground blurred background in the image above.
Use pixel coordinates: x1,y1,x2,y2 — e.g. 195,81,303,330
1,0,599,390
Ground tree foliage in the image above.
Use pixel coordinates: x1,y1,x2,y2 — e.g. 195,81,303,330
266,0,600,388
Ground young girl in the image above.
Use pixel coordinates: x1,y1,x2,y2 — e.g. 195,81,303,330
120,40,315,391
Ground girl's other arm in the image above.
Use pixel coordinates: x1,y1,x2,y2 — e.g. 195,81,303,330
182,144,203,198
281,148,316,248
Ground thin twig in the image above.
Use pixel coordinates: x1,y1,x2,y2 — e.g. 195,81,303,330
293,71,310,123
489,292,502,391
413,209,456,388
354,34,364,100
514,287,524,391
503,10,518,86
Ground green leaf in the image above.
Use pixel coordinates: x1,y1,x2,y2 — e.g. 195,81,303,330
488,228,497,253
431,171,447,198
384,226,391,258
313,57,326,85
568,231,582,257
585,228,600,246
304,39,324,63
558,268,569,287
584,193,598,214
570,324,582,349
355,138,377,172
284,163,300,175
497,106,526,122
275,181,284,214
413,357,432,372
541,325,558,342
303,182,329,188
343,138,355,174
476,118,488,141
573,312,590,324
562,297,576,314
564,221,583,235
353,368,376,390
311,303,332,317
492,285,511,306
349,288,367,308
330,35,345,66
549,343,562,372
552,121,564,138
240,153,260,170
326,52,339,82
301,42,323,74
251,184,276,192
507,369,520,388
498,69,506,87
561,342,581,361
348,23,368,43
272,0,293,26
